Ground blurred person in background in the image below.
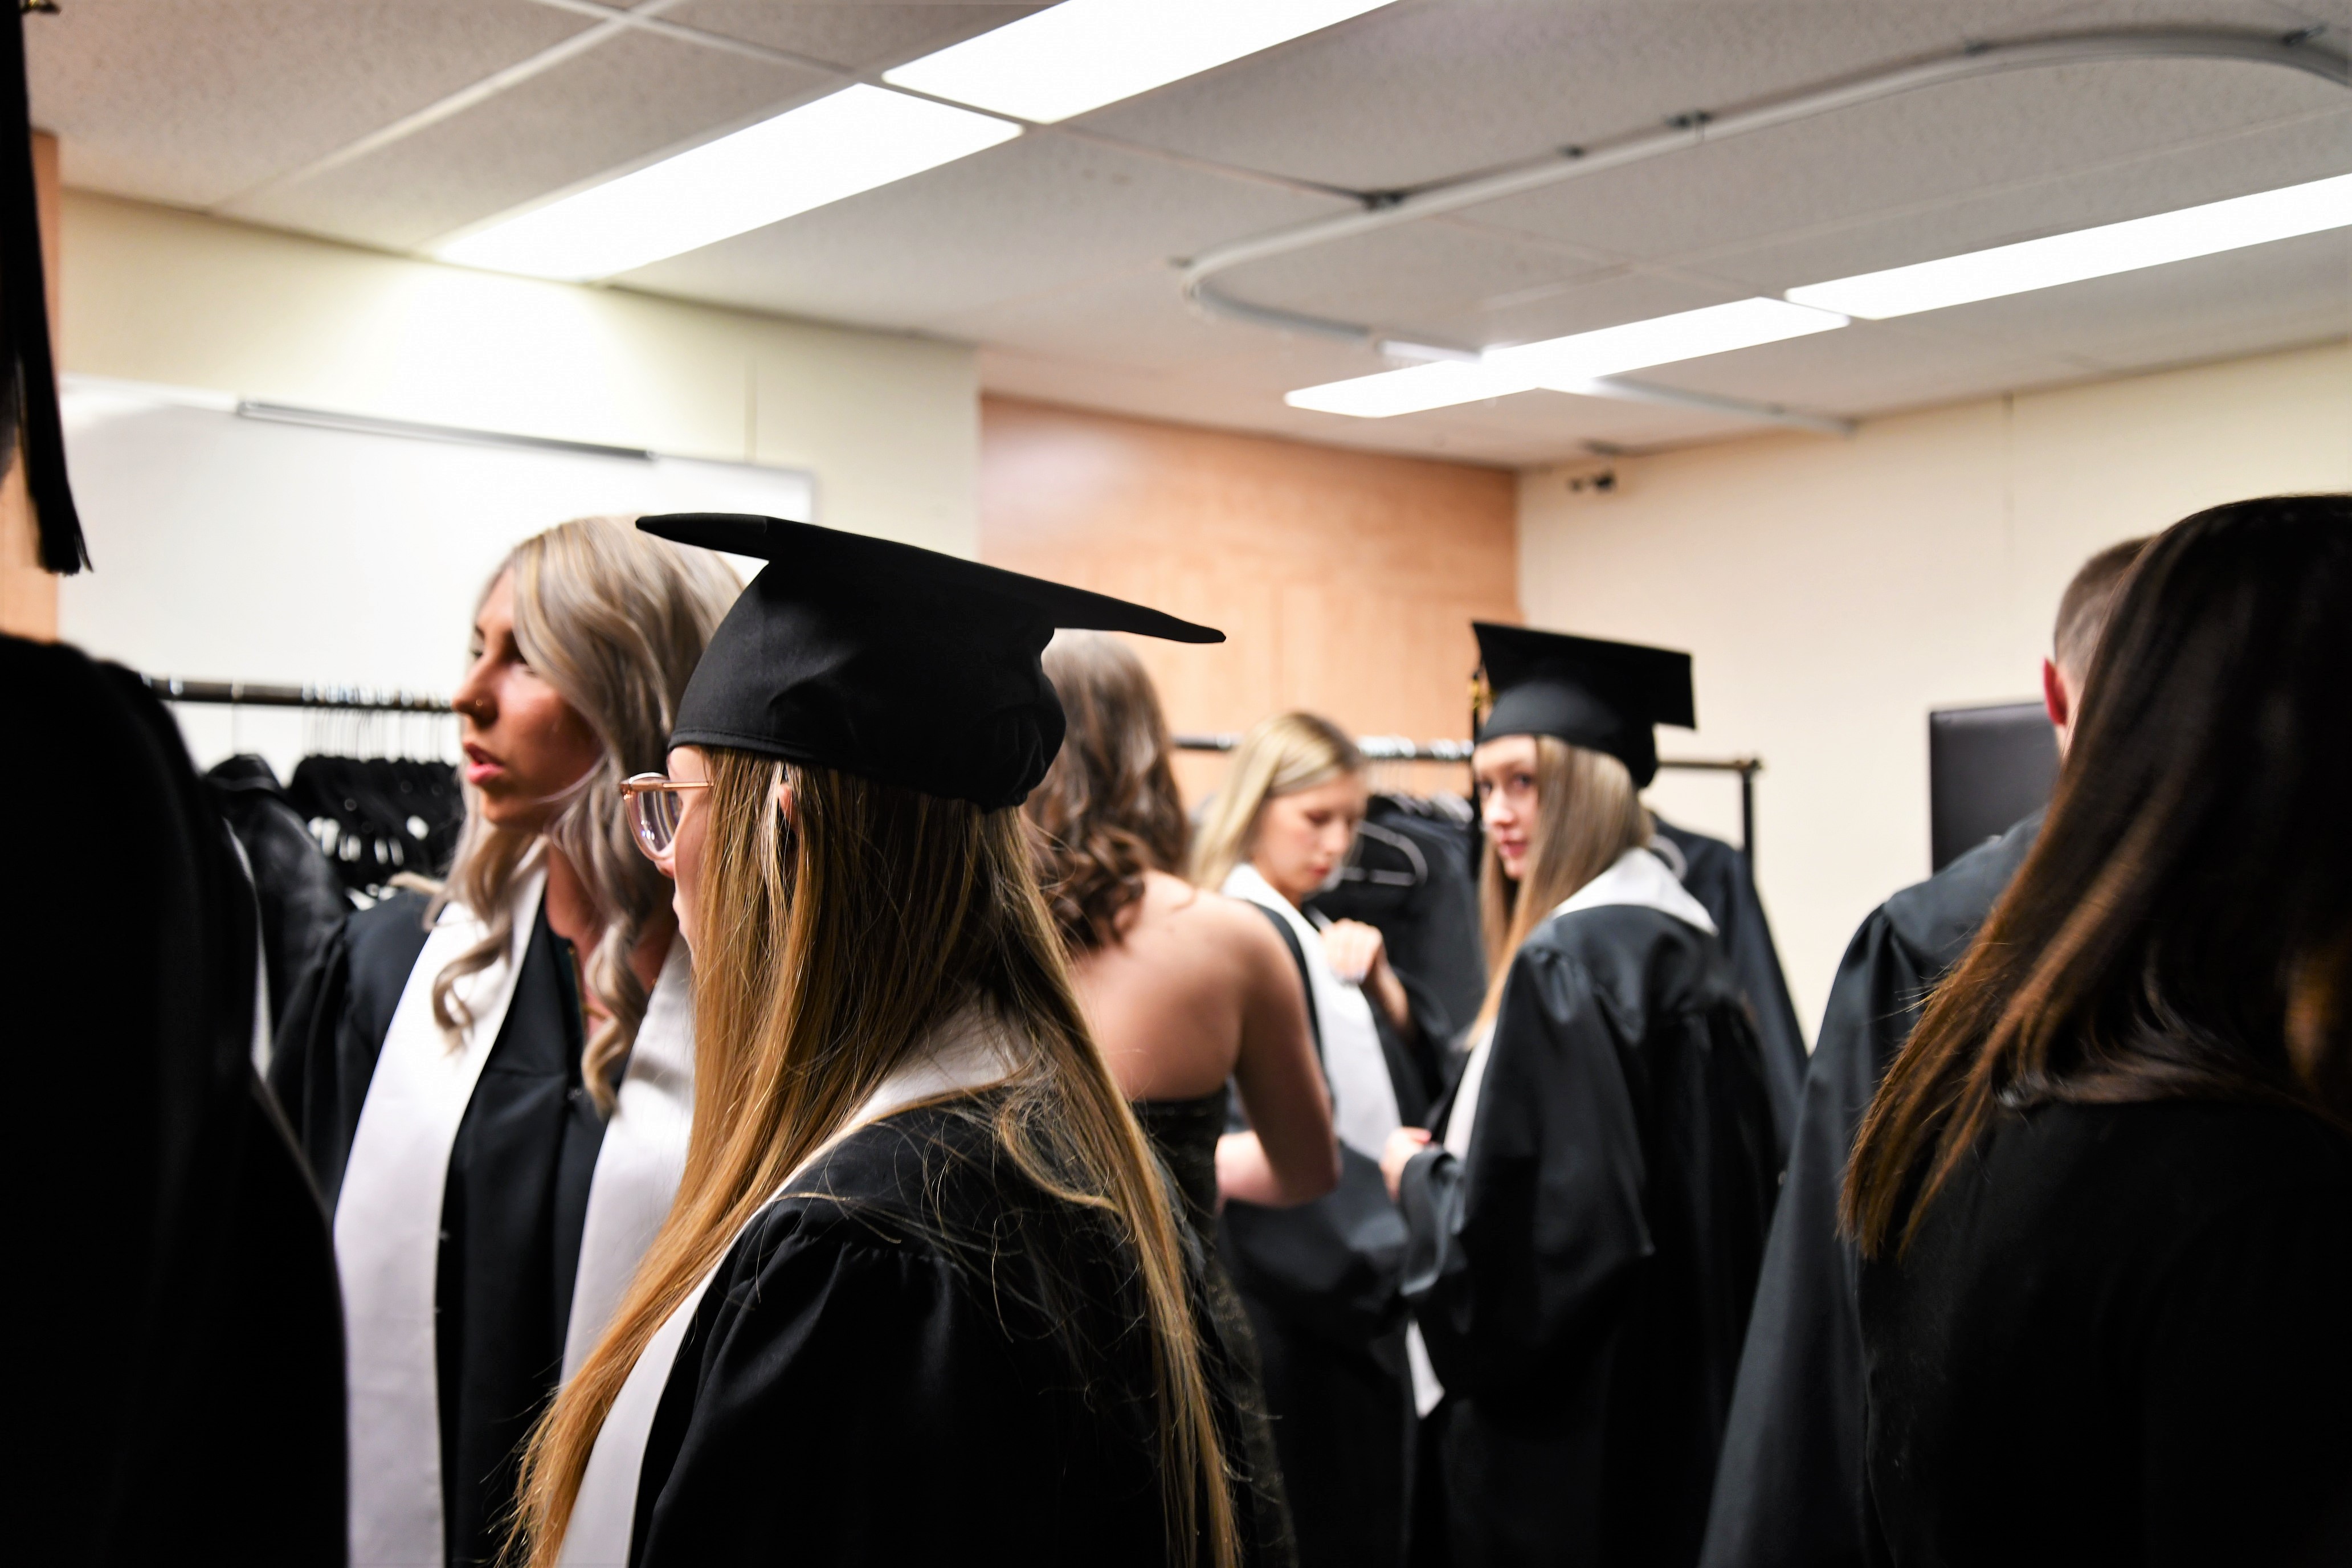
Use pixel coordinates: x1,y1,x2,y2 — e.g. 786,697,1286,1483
1701,533,2148,1568
1193,712,1438,1568
1385,626,1778,1568
1845,495,2352,1567
270,516,737,1568
1027,632,1340,1567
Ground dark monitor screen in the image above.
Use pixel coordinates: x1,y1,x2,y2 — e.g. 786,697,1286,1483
1929,701,2056,871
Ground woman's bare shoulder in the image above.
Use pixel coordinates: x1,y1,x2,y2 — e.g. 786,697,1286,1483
1136,872,1287,971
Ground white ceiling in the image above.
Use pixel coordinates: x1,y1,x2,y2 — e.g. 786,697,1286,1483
27,0,2352,466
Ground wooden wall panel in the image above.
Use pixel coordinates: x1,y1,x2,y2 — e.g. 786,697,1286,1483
978,397,1520,802
1,130,61,639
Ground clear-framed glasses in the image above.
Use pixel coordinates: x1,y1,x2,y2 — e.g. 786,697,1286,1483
619,773,712,860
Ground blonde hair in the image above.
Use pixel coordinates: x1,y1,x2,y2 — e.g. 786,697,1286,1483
513,750,1240,1568
428,516,739,1110
1473,736,1649,1031
1189,712,1365,891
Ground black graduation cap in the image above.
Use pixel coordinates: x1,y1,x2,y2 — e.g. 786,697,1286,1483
640,513,1221,810
1472,622,1694,789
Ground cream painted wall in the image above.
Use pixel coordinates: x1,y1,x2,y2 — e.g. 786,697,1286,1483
56,191,978,554
1521,341,2352,1039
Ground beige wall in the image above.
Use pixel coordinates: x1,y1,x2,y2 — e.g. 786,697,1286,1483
56,191,979,556
979,397,1520,804
1521,341,2352,1038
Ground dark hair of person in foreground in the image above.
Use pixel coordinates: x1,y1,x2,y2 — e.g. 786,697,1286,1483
1842,493,2352,1567
1845,494,2351,1247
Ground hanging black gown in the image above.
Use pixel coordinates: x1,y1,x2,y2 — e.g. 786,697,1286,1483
1399,900,1778,1568
1861,1099,2352,1567
10,638,345,1567
1649,817,1808,1162
618,1095,1288,1566
1224,890,1435,1568
1698,814,2039,1568
271,890,607,1568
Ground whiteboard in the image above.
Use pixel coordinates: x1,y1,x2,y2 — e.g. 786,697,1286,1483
56,376,813,779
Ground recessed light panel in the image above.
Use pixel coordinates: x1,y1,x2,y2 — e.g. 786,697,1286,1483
885,0,1396,125
1788,172,2352,319
1286,299,1848,419
437,86,1020,281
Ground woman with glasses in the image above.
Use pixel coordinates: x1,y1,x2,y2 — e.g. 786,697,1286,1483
270,516,738,1568
511,514,1281,1568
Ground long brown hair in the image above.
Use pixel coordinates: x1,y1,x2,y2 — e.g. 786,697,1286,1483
428,517,737,1108
1845,495,2352,1257
512,748,1238,1568
1027,631,1189,952
1473,735,1648,1031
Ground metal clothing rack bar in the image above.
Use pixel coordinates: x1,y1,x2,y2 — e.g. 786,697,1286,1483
1171,732,1763,864
138,675,451,713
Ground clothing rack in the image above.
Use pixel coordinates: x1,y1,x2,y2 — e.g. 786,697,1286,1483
138,676,451,712
1171,732,1763,864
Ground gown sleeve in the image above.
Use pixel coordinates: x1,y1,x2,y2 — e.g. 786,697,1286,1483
632,1208,1159,1568
1395,942,1653,1408
266,892,433,1207
1698,909,1926,1568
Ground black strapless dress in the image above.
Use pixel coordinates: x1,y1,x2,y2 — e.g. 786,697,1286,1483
1133,1091,1300,1568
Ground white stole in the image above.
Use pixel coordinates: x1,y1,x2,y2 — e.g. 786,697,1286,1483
557,1018,1016,1568
337,865,548,1568
1408,846,1718,1416
1221,863,1402,1160
564,940,697,1379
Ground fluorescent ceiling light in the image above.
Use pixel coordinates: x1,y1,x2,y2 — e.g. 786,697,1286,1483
438,85,1019,280
1788,172,2352,319
1285,359,1531,418
1285,298,1848,418
885,0,1395,124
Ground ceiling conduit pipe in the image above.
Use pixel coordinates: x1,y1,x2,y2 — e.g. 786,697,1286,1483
1178,25,2350,431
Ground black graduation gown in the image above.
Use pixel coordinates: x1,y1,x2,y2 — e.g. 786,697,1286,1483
627,1097,1284,1567
1222,905,1436,1568
10,637,344,1567
271,891,607,1567
1399,905,1778,1568
1698,814,2039,1568
1649,818,1807,1162
1861,1100,2352,1567
205,753,350,1035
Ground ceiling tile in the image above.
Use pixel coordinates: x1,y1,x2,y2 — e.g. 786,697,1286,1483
1206,219,1630,341
1668,108,2352,294
25,0,591,208
1467,59,2347,264
1635,318,2104,416
667,1,1043,72
618,133,1353,329
1072,0,2329,191
1869,228,2352,368
228,29,834,251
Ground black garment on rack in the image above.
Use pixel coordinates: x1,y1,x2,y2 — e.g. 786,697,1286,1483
1698,813,2040,1568
1649,817,1807,1163
7,637,344,1567
1222,906,1427,1568
205,755,348,1034
270,891,607,1568
1308,793,1485,1078
288,754,464,899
